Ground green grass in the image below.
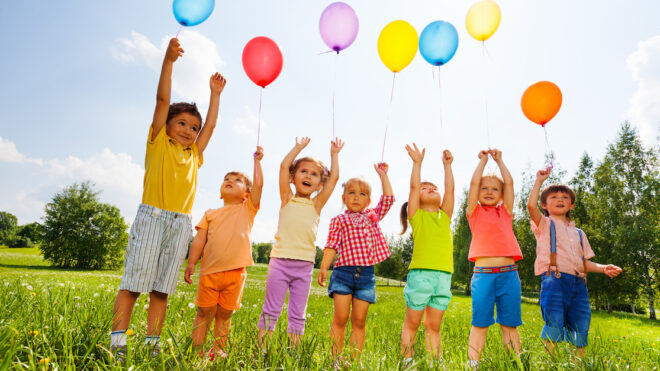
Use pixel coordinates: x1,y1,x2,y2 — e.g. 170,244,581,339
0,248,658,370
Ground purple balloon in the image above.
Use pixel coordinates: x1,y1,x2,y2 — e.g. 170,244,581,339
319,2,359,52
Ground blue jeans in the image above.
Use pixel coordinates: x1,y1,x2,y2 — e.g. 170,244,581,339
328,266,376,303
539,273,591,347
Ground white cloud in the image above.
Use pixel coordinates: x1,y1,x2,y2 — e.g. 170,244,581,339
0,137,43,165
114,30,225,107
626,35,660,143
232,105,267,138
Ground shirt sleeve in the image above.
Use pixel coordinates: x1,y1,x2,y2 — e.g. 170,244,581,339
530,215,549,237
325,216,343,251
195,210,210,231
579,230,595,260
374,195,395,221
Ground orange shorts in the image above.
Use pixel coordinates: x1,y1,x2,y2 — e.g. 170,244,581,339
195,268,247,310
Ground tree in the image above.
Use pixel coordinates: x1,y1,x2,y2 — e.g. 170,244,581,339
41,182,128,269
0,211,18,244
376,234,413,281
251,242,273,264
452,190,473,294
17,222,42,244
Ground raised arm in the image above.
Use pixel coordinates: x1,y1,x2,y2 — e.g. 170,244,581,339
250,146,264,208
405,143,425,219
279,137,310,206
196,73,227,154
491,149,514,214
151,38,183,140
441,150,455,218
527,169,550,226
184,229,207,284
375,162,393,197
467,150,489,216
314,138,344,214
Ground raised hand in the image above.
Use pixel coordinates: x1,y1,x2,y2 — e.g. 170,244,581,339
254,146,264,161
405,143,425,164
295,137,311,149
374,162,389,176
536,168,551,182
331,138,345,155
478,150,489,162
165,38,184,63
209,72,227,95
489,148,502,162
443,149,453,165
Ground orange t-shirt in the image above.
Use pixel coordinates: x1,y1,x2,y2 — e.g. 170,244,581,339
467,204,522,262
195,198,258,276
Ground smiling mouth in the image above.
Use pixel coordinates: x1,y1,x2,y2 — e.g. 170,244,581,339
302,181,311,187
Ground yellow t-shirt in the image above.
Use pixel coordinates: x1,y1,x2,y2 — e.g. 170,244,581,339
270,197,320,262
408,209,454,273
195,198,258,276
141,126,203,214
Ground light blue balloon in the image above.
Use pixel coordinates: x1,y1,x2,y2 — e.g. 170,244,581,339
173,0,215,27
419,21,459,66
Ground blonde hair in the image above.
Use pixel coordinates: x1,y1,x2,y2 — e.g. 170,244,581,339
480,173,504,188
342,177,372,197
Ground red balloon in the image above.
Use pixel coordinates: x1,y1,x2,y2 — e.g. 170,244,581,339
242,37,283,88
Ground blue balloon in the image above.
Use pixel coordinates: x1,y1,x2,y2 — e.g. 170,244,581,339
419,21,459,66
173,0,215,27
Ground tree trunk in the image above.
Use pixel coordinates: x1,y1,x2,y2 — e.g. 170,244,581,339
648,278,656,320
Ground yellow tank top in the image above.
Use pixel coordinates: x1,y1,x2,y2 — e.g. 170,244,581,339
270,197,320,262
408,209,454,272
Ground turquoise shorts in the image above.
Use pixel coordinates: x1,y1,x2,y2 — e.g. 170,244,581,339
404,269,452,311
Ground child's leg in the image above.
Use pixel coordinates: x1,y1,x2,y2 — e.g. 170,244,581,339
423,306,445,358
348,298,370,359
330,294,352,357
212,305,234,352
469,271,496,361
468,326,489,361
285,261,314,345
495,271,522,354
192,305,217,348
400,308,424,357
500,325,521,354
258,259,290,345
146,291,168,336
112,290,140,330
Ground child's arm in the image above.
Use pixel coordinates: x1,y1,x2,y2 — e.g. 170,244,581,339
375,163,394,196
250,146,264,208
317,248,337,287
314,138,344,214
405,143,425,219
585,261,622,278
184,229,207,284
151,38,183,140
195,73,227,154
467,150,489,216
441,150,455,218
279,137,310,207
491,149,514,214
527,169,551,226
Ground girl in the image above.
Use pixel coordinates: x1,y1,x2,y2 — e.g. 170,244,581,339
318,163,394,364
528,168,621,357
258,137,344,345
466,149,523,368
400,143,455,363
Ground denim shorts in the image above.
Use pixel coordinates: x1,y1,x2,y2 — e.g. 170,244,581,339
471,269,522,328
328,266,376,303
404,269,452,311
539,273,591,347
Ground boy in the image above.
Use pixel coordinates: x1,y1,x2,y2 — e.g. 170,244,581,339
110,37,227,359
184,147,264,360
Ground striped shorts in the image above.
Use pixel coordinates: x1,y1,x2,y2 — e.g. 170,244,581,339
119,204,192,295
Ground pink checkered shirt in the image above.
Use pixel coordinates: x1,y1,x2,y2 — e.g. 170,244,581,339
325,195,395,267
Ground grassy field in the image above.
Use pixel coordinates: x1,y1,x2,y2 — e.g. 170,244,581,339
0,248,658,370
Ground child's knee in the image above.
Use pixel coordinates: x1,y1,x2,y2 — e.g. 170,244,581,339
196,306,215,318
333,312,349,327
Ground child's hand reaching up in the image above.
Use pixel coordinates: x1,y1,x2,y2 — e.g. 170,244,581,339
295,137,311,149
374,162,389,176
166,38,184,63
254,146,264,161
210,72,227,95
536,168,551,182
331,138,345,155
603,264,622,278
478,150,489,162
489,148,502,162
443,150,453,165
405,143,425,163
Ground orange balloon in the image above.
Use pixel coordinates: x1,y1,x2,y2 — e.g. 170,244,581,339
521,81,562,126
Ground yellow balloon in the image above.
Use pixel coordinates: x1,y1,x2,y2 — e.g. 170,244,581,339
465,0,501,42
377,20,418,73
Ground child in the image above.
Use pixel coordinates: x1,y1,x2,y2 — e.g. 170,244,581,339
184,147,264,359
527,168,622,357
258,137,344,345
466,149,523,368
318,163,394,365
401,143,454,364
111,37,226,359
399,144,455,363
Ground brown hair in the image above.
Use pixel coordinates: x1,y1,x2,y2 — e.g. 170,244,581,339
540,183,576,218
289,157,329,184
224,171,253,193
342,177,372,197
400,181,437,234
166,102,203,125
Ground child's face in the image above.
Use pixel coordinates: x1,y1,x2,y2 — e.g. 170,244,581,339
542,191,575,216
420,183,441,206
220,174,249,201
166,112,201,147
478,177,503,206
292,161,323,197
342,183,371,213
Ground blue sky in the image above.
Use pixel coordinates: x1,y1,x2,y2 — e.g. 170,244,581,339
1,0,659,244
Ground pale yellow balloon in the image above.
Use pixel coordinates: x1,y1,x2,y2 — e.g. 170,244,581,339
377,20,418,73
465,0,501,42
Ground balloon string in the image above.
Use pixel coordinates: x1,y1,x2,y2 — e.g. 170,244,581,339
332,52,338,139
438,66,444,149
543,125,554,170
380,73,397,163
175,26,182,38
482,41,491,148
317,50,335,55
254,88,263,185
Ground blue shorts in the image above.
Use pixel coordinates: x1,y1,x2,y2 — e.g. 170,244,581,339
404,269,452,311
471,268,522,328
328,266,376,303
539,273,591,347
